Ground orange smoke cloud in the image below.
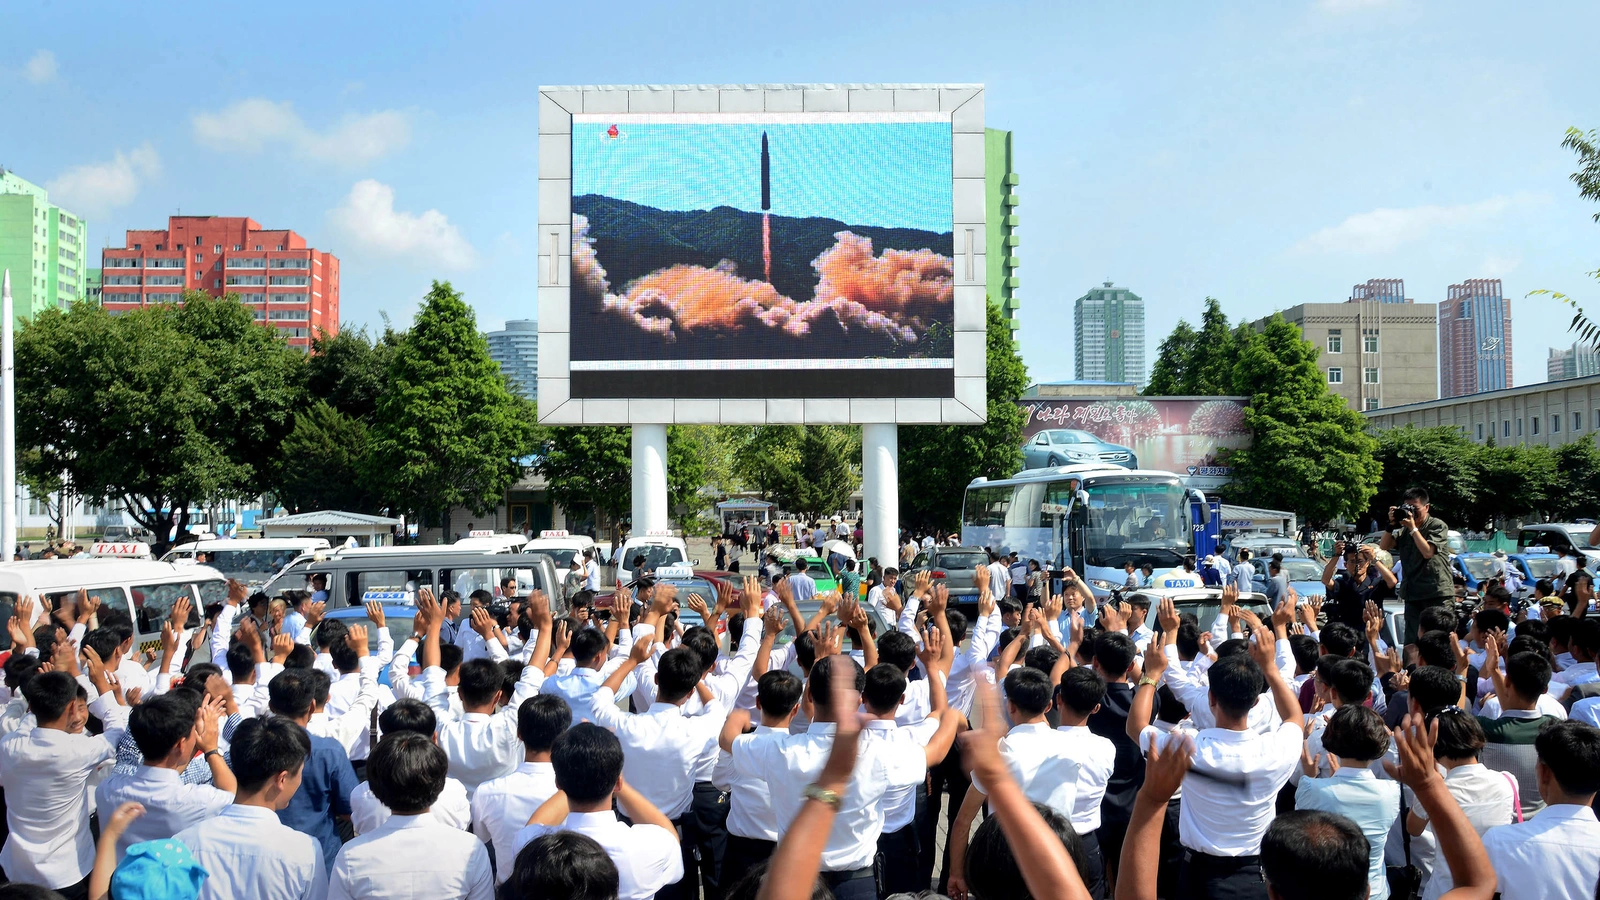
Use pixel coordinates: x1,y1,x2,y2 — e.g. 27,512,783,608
573,217,952,346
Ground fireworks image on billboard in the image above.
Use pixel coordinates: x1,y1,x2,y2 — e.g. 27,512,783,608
570,116,955,368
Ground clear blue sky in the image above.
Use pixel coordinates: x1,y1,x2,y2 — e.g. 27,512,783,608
573,120,952,233
3,0,1598,387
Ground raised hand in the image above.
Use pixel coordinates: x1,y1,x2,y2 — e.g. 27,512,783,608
1385,713,1440,790
1236,607,1265,634
102,801,147,841
81,644,106,682
364,601,386,630
762,603,785,636
1158,596,1181,633
552,620,572,657
271,633,293,664
629,631,655,664
526,590,552,626
1142,729,1193,805
169,595,192,629
974,560,991,593
1247,626,1276,670
685,592,711,622
345,624,369,654
194,694,225,753
715,578,734,615
917,624,944,669
652,583,678,616
819,588,842,617
1271,597,1295,631
914,570,932,595
1142,639,1166,680
928,583,949,618
305,600,326,628
470,607,496,638
78,588,101,622
226,579,247,608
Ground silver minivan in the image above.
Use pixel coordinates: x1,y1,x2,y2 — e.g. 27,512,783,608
269,550,561,610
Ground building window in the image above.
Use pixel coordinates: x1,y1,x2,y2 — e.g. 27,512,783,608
255,245,263,251
1363,367,1379,384
1576,412,1584,432
133,244,141,250
1326,330,1342,354
1553,414,1561,434
234,244,243,251
193,254,203,263
1477,423,1484,441
214,279,221,288
276,245,284,251
194,270,203,279
1363,330,1379,353
1503,420,1511,437
1517,418,1523,436
213,244,222,253
1327,367,1343,384
1532,417,1540,435
1365,398,1379,411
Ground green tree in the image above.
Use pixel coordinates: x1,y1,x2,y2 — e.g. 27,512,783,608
899,302,1030,530
274,401,383,514
306,326,398,420
666,425,707,518
1551,435,1600,519
366,281,538,536
1370,426,1479,527
1530,128,1600,346
537,426,633,540
1224,314,1379,524
1181,298,1237,395
1144,320,1195,396
1467,443,1555,530
15,292,304,540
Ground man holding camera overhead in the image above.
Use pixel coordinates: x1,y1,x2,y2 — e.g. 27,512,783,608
1379,487,1455,645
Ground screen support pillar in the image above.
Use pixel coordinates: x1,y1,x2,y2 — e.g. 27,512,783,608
632,424,669,535
862,424,899,569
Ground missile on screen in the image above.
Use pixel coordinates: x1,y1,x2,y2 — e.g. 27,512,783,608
761,132,771,211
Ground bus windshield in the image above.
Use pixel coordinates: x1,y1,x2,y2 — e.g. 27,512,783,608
1082,479,1190,568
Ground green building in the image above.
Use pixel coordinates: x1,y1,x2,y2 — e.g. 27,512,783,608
984,128,1020,332
0,169,88,318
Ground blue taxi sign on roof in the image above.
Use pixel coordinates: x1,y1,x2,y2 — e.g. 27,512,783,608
1523,546,1551,554
361,590,409,602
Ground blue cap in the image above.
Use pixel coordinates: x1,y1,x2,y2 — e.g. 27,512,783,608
112,839,209,900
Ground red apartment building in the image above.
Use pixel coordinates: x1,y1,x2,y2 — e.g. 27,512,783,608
100,216,339,350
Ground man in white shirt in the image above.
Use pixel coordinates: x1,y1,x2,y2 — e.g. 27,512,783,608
323,607,398,769
728,653,926,900
174,716,328,900
986,552,1012,599
585,550,602,593
1007,552,1029,600
472,694,568,883
328,731,493,900
540,620,637,728
0,653,130,894
865,567,900,623
1551,618,1600,700
95,691,236,859
787,558,818,604
1164,598,1304,900
516,723,684,900
714,670,803,886
349,700,472,835
1480,719,1600,900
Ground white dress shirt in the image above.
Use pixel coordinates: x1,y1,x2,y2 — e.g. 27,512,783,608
1178,723,1302,856
540,659,637,728
0,696,34,735
732,721,925,872
114,655,153,699
861,718,940,831
1295,766,1400,900
434,663,545,799
1414,764,1516,900
328,813,493,900
1482,804,1600,900
1478,692,1567,721
972,721,1080,824
987,561,1012,593
947,608,1003,717
471,761,559,883
1052,724,1118,833
94,765,233,858
0,695,129,888
1162,644,1286,733
717,726,787,841
516,810,682,900
323,660,397,762
349,776,471,836
174,804,328,900
589,688,725,819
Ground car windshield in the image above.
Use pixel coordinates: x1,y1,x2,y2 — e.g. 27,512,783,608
630,546,685,572
1279,560,1324,581
1523,558,1563,579
1083,479,1190,568
1461,558,1500,580
1142,597,1272,632
196,548,301,584
1048,430,1093,444
777,601,891,643
934,552,987,570
1559,525,1596,548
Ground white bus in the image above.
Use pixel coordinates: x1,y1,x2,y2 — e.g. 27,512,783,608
962,464,1212,596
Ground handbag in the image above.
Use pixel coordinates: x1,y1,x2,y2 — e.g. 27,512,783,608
1385,791,1423,900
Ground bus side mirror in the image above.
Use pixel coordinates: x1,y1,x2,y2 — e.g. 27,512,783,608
1075,489,1089,507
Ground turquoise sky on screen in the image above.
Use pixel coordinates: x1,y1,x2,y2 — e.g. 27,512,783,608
572,120,952,234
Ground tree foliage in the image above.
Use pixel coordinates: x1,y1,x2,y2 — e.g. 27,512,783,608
537,426,633,538
1530,128,1600,347
274,401,384,514
733,425,861,522
305,326,397,421
15,292,303,538
366,281,538,534
1144,320,1196,396
899,302,1030,530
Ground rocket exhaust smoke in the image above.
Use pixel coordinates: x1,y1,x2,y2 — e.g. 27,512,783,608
761,131,772,283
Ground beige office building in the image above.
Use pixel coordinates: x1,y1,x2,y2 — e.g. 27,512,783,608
1257,301,1439,411
1365,373,1600,448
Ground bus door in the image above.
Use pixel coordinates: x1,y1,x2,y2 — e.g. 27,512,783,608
1191,499,1222,559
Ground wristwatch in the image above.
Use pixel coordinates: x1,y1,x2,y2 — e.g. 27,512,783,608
203,749,223,760
1138,675,1161,688
802,783,842,810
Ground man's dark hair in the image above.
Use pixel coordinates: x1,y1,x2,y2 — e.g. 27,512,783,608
21,670,79,722
1023,645,1061,674
1473,608,1511,637
1003,666,1054,717
1415,631,1459,670
367,731,448,816
1261,810,1370,900
267,668,315,719
1428,707,1486,761
314,619,348,652
100,610,135,644
1418,604,1457,636
1408,665,1462,714
225,641,256,682
569,628,609,666
806,656,865,713
1320,705,1390,762
378,698,437,737
876,630,916,672
518,695,571,751
998,598,1023,618
503,832,621,900
945,609,970,645
82,627,122,663
1501,650,1552,701
965,801,1088,900
1535,719,1600,797
457,659,505,707
128,692,203,761
2,652,41,692
1093,631,1137,677
882,567,899,580
283,644,316,670
328,631,360,674
551,723,624,806
1573,618,1600,656
681,627,720,673
863,663,908,714
1288,634,1319,674
1215,638,1251,660
0,882,75,900
1320,622,1360,659
1403,487,1431,505
438,643,464,675
306,669,333,707
230,716,311,794
1059,667,1107,717
1513,619,1550,645
1326,658,1374,706
1208,655,1265,716
756,670,803,719
655,646,703,704
1175,614,1201,658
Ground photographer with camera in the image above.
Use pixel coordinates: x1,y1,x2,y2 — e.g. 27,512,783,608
1379,487,1455,645
1321,541,1396,631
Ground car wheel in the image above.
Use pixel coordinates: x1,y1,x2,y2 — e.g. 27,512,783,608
1048,455,1062,466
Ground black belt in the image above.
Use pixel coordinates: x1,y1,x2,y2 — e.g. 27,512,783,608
1182,849,1260,869
821,866,874,883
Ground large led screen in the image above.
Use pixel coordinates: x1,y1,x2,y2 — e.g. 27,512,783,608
569,113,954,399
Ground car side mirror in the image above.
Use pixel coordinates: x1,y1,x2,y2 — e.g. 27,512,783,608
692,558,700,566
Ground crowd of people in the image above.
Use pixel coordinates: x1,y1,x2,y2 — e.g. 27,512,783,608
0,490,1598,900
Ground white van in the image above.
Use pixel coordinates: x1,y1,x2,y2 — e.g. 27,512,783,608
522,531,598,570
259,543,514,600
161,538,332,588
0,559,224,656
454,534,529,552
615,532,696,587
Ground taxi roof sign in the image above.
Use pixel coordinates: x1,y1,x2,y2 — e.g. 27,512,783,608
655,564,697,580
88,542,152,559
644,529,675,537
469,529,495,538
539,530,570,538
